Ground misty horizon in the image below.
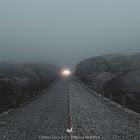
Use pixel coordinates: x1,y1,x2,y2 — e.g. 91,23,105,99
0,0,140,69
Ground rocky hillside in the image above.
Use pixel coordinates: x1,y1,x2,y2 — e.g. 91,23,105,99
0,62,59,113
76,53,140,113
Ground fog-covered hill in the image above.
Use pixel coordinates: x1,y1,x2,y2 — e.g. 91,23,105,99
76,53,140,113
0,62,59,112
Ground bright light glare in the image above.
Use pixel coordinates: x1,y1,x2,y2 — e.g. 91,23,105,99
61,69,71,77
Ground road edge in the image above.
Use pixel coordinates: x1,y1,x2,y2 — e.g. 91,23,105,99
0,80,58,117
78,79,140,121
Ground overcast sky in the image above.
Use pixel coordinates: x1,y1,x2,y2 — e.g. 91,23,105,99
0,0,140,69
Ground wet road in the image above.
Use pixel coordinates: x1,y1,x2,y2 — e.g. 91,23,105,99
0,77,140,140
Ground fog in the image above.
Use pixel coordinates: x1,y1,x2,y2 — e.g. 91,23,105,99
0,0,140,69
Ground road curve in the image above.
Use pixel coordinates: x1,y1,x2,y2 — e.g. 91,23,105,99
0,77,140,140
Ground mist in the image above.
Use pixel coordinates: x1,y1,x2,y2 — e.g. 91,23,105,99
0,0,140,69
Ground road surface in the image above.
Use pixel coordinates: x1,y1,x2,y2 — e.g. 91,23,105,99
0,77,140,140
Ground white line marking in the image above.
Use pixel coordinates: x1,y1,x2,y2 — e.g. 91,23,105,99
67,127,73,134
67,80,73,140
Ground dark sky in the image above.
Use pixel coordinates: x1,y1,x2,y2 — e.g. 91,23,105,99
0,0,140,69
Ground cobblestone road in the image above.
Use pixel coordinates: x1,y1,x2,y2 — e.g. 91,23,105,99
0,77,140,140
